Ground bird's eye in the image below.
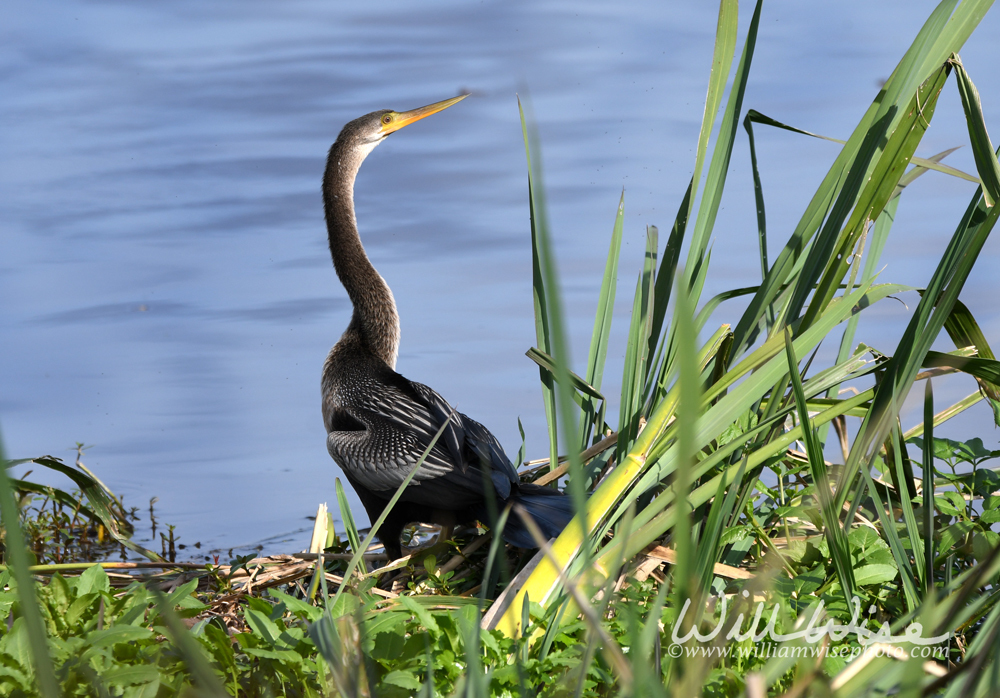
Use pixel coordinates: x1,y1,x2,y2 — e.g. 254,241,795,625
382,114,393,125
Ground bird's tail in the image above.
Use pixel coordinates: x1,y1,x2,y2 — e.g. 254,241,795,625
500,484,578,549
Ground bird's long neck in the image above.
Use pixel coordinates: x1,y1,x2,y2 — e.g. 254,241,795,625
323,138,400,368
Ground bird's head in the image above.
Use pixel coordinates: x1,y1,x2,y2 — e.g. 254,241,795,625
336,94,468,159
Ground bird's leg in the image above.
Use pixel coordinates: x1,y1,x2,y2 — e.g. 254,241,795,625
429,509,457,549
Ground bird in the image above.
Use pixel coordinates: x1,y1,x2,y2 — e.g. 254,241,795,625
319,95,575,560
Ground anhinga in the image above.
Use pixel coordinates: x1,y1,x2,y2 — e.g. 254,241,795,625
320,95,574,560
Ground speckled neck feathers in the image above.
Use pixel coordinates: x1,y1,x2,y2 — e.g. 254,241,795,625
323,129,400,368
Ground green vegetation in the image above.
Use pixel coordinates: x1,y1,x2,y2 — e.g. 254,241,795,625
4,0,1000,695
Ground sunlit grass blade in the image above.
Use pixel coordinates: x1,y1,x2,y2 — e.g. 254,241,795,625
518,94,560,472
580,191,624,449
684,0,762,298
799,63,950,332
903,390,981,440
648,0,759,406
733,0,983,356
669,274,700,607
746,111,976,185
694,285,759,331
513,506,633,690
824,198,898,423
492,323,730,637
922,351,1000,386
525,347,605,406
894,147,973,200
683,0,738,246
517,97,587,537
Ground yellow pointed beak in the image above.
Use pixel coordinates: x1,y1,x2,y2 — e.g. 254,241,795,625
379,94,468,135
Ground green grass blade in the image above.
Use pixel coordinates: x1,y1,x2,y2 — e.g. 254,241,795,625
684,0,762,294
890,424,926,591
837,161,1000,509
857,464,924,612
518,95,559,472
783,328,855,604
904,391,981,440
942,298,999,361
581,191,625,449
619,228,657,457
743,112,770,285
746,111,975,185
517,98,587,550
5,478,105,529
335,479,367,576
732,0,979,356
952,56,1000,207
800,63,950,331
923,351,1000,385
647,191,688,366
670,272,700,605
937,294,1000,425
0,436,60,698
923,380,936,596
477,507,511,611
683,0,738,239
694,456,748,596
694,285,759,331
525,347,605,403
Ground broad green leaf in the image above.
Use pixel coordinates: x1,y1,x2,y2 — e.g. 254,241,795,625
383,670,423,691
84,625,155,649
398,596,440,635
101,665,161,687
854,564,900,587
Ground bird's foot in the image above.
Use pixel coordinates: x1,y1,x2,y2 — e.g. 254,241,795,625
389,570,411,595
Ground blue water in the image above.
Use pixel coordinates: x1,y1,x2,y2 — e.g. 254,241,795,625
2,1,998,556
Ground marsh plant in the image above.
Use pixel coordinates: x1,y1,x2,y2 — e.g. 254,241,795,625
4,0,1000,695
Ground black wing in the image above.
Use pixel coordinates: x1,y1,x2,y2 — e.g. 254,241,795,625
327,368,517,502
